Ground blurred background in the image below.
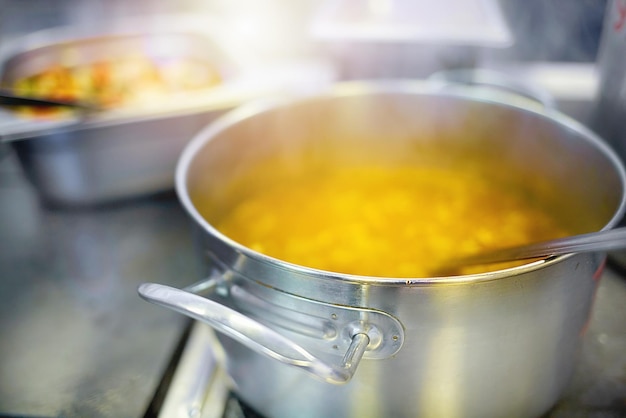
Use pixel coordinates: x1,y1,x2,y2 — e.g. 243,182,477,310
0,0,609,62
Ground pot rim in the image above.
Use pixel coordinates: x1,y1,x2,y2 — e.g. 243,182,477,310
175,80,626,286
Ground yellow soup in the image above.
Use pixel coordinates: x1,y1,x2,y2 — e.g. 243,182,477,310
211,164,569,278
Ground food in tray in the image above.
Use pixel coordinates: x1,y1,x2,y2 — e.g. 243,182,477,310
9,54,222,118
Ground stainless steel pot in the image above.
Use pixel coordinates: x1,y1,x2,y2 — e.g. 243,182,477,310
140,81,626,418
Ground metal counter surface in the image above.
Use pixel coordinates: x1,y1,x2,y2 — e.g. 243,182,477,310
0,151,202,418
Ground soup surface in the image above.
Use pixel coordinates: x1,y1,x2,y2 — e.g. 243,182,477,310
210,164,570,277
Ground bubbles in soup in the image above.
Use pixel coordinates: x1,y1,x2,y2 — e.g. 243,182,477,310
209,164,569,277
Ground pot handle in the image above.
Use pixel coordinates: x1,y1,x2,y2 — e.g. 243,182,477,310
138,282,370,385
428,68,556,109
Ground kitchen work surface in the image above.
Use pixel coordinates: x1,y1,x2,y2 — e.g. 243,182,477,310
0,151,201,418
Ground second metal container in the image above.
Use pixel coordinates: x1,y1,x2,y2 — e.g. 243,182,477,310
0,20,330,206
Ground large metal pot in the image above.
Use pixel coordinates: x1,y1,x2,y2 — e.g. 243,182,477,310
140,81,626,418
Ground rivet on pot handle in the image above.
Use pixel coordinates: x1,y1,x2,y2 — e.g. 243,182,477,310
138,282,376,385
